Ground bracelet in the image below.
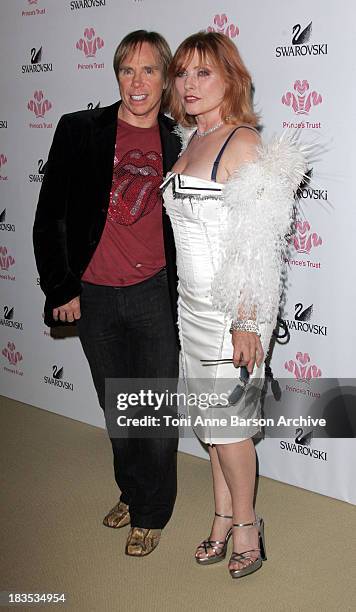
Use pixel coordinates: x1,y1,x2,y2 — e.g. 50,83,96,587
229,319,261,336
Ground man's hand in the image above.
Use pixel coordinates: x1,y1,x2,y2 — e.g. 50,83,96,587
231,331,264,374
53,296,81,323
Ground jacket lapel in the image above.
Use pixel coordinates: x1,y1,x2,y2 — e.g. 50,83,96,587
92,101,119,203
158,115,180,175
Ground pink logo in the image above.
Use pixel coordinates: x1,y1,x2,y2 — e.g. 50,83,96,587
207,14,239,38
2,342,23,366
28,0,38,4
282,80,322,115
0,154,7,169
292,221,322,254
27,90,52,118
0,246,15,270
76,28,104,58
285,352,322,381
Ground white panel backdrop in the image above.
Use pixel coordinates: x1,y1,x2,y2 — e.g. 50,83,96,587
0,0,355,504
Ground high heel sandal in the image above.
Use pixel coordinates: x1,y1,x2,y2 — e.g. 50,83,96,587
195,512,232,565
229,517,267,579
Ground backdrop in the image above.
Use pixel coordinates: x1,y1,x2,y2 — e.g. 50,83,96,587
1,0,355,504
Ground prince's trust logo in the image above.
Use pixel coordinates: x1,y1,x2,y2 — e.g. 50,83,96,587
0,246,15,280
2,341,24,376
22,0,46,16
0,154,8,181
27,91,53,128
76,27,105,70
207,14,239,38
285,219,323,271
284,351,322,382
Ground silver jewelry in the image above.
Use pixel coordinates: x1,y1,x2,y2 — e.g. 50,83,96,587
229,319,261,337
196,121,224,138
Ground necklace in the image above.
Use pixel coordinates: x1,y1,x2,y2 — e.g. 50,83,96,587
196,121,224,138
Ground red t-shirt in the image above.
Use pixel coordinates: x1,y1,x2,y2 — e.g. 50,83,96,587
82,118,165,286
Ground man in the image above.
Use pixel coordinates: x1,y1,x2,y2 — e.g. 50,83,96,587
33,31,181,557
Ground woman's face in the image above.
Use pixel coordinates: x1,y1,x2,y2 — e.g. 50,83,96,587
175,49,226,119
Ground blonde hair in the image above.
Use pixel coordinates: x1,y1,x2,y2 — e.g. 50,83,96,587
168,31,258,126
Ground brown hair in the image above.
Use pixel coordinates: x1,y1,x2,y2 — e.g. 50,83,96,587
167,31,258,126
113,30,172,111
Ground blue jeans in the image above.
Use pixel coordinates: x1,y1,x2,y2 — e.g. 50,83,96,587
77,268,179,528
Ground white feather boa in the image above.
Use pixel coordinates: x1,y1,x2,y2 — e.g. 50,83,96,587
173,124,195,155
211,133,308,324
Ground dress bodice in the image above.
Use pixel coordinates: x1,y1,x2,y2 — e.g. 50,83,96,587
161,172,224,200
161,172,229,300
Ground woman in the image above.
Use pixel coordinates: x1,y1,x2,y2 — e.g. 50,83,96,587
162,32,306,578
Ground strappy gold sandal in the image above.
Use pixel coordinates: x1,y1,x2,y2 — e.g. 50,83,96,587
229,517,267,579
195,512,233,565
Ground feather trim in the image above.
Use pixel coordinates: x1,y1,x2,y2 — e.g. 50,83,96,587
211,132,309,323
173,125,196,156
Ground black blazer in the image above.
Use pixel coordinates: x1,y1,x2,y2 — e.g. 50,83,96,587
33,101,181,328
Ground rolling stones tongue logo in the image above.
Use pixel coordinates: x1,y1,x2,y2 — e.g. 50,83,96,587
108,149,162,225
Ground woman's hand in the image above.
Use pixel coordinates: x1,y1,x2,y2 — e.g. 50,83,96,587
231,330,264,374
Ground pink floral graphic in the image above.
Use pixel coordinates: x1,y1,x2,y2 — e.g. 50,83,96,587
285,352,322,381
282,80,322,115
27,90,52,118
0,246,15,270
292,221,322,254
0,154,7,169
207,14,239,38
2,342,23,366
76,28,104,58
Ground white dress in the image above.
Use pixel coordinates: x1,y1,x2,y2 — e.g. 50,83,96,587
161,131,308,445
162,172,271,445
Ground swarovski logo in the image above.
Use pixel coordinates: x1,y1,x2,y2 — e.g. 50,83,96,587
22,47,53,73
283,303,327,336
295,168,328,201
70,0,106,9
0,306,23,330
280,428,327,461
44,365,74,391
276,21,328,58
0,209,16,232
292,22,312,45
87,101,100,110
29,158,47,182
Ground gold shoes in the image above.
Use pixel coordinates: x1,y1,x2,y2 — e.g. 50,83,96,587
103,502,161,557
125,527,161,557
103,501,130,529
195,512,233,565
229,517,267,579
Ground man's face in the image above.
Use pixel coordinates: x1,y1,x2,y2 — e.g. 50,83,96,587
117,42,166,127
